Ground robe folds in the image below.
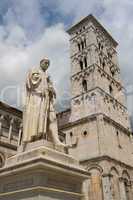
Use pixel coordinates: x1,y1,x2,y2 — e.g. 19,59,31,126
23,68,49,142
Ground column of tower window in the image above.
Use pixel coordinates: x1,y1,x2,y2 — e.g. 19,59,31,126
107,46,118,79
77,38,88,70
82,79,88,92
0,114,22,143
77,38,87,52
97,37,107,70
97,35,118,97
78,32,88,91
79,58,88,70
96,33,118,80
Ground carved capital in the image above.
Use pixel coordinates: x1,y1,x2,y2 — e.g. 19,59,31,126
102,173,113,178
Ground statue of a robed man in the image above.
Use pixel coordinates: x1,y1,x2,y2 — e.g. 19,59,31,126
23,58,65,147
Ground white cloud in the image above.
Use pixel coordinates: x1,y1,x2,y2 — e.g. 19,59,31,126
0,19,70,110
0,0,133,115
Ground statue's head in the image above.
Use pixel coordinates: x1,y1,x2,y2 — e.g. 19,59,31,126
40,58,50,71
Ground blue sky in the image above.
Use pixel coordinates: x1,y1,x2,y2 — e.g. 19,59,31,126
0,0,133,114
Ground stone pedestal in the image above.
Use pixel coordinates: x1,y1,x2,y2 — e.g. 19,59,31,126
0,140,90,200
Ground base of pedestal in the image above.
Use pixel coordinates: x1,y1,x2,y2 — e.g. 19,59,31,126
6,140,79,168
0,140,90,200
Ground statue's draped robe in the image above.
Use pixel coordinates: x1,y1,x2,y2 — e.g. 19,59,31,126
23,69,49,142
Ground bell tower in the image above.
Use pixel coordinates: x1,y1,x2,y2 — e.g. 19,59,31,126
66,15,132,165
67,14,130,130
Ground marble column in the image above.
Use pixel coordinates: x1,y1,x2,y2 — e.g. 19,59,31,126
119,178,127,200
102,174,113,200
18,123,22,146
0,115,4,136
130,181,133,200
126,183,132,200
81,179,90,200
8,118,14,141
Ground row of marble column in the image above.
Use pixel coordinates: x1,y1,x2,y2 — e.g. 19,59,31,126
82,173,132,200
102,174,132,200
0,115,22,146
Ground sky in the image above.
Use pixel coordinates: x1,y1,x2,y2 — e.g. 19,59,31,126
0,0,133,115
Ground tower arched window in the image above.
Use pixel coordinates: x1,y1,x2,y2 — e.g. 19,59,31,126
111,70,115,77
80,60,83,70
84,57,87,68
98,42,101,50
78,43,81,51
84,38,87,47
81,41,84,50
116,131,122,148
109,85,113,95
82,79,87,92
102,60,105,69
110,67,115,77
70,132,73,137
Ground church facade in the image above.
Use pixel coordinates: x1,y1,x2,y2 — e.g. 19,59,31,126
0,15,133,200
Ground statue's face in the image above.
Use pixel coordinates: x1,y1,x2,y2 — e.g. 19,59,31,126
40,59,50,71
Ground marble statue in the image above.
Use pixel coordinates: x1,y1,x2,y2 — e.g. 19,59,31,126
23,58,66,147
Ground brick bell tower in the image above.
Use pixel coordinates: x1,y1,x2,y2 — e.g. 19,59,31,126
66,15,133,200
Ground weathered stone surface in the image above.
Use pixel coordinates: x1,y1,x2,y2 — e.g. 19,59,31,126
0,140,90,200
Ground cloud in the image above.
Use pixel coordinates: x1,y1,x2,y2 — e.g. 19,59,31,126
0,22,70,109
2,0,46,39
0,0,133,115
0,1,71,110
55,0,133,114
